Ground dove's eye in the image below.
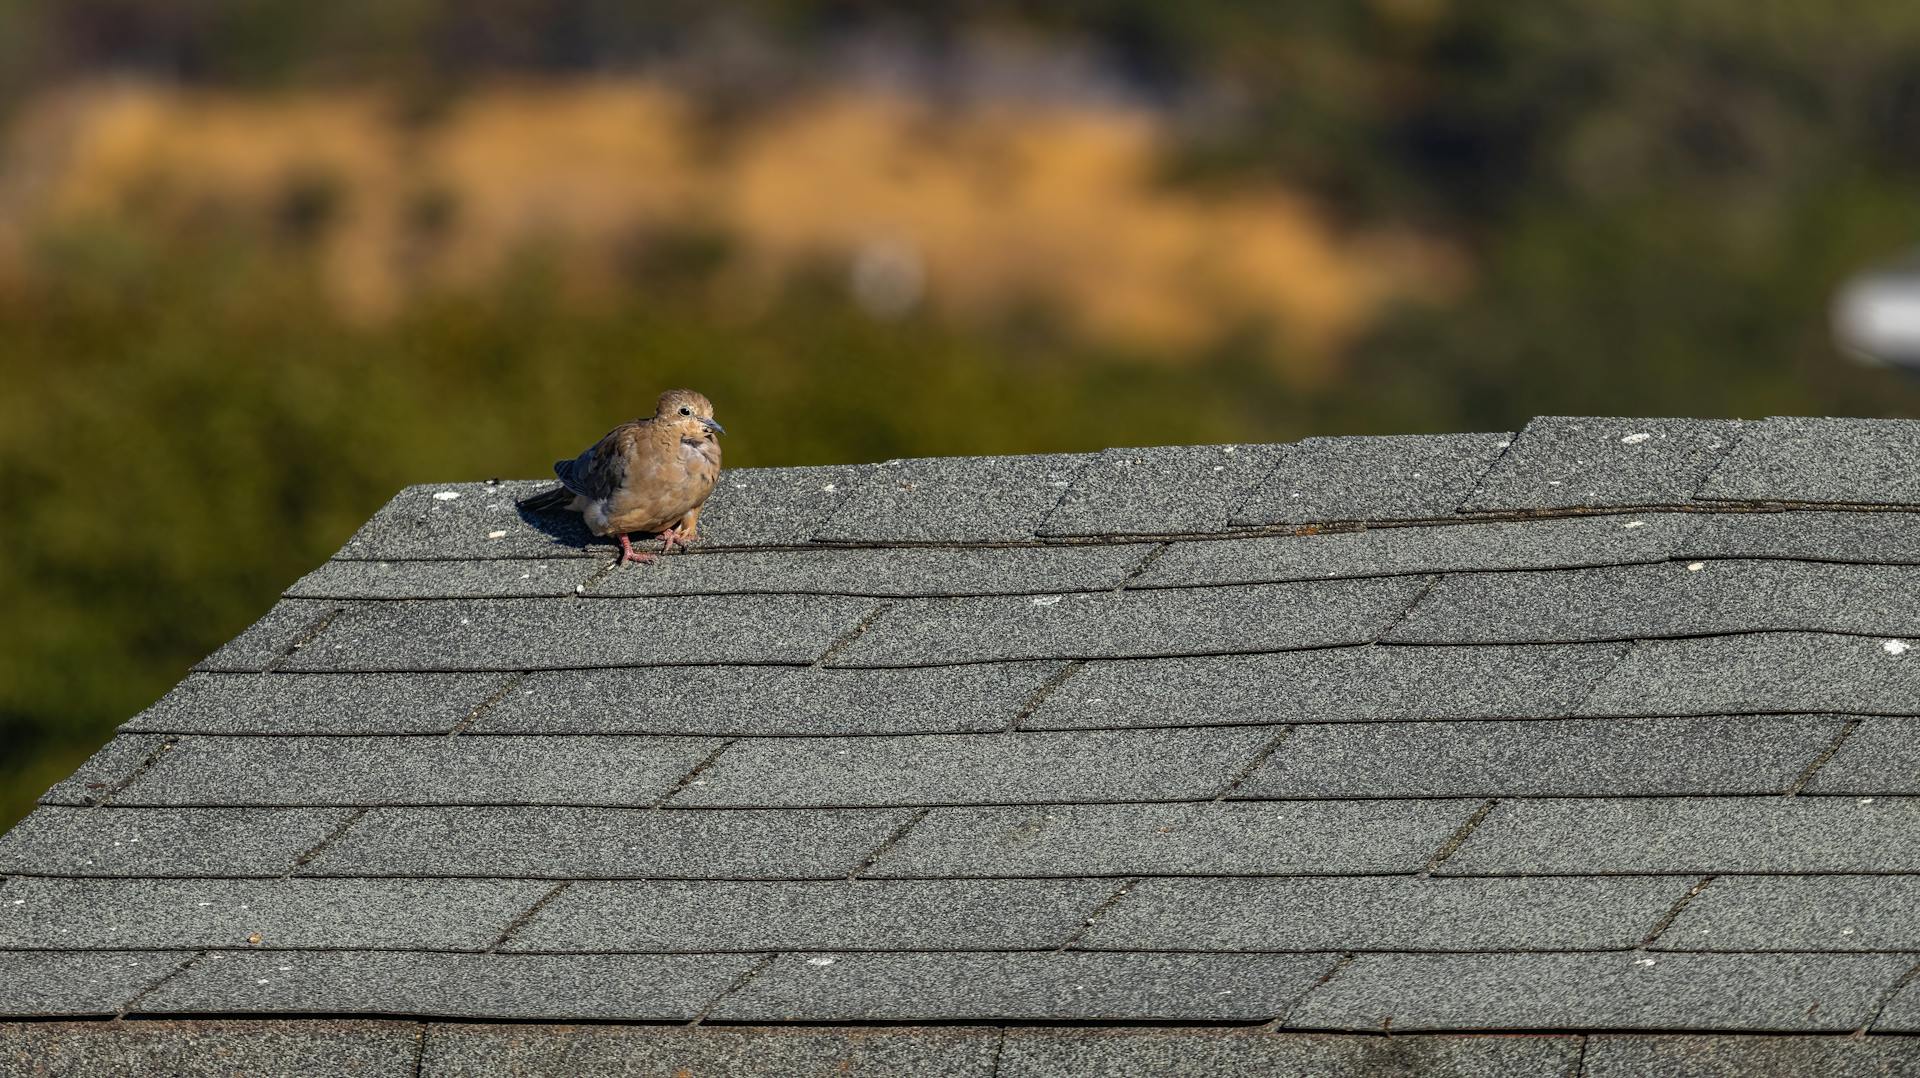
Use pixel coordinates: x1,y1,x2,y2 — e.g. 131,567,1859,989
679,406,692,416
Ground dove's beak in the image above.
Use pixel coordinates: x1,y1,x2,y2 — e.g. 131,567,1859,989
700,417,726,435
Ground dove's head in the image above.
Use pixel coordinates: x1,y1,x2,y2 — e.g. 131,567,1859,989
656,389,725,439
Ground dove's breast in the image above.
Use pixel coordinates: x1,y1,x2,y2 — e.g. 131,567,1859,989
601,441,720,535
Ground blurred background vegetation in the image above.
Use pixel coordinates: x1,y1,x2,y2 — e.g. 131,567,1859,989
5,0,1920,824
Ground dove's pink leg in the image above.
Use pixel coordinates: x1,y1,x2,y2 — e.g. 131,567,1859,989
656,526,686,555
617,534,656,565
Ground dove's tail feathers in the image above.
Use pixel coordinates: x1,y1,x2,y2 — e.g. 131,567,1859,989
517,486,577,513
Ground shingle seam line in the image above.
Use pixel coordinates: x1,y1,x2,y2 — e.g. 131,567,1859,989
1008,661,1086,732
447,673,527,736
848,808,932,880
988,1026,1009,1078
652,740,739,809
409,1021,427,1078
1421,799,1500,876
1864,958,1920,1033
46,1014,1920,1034
115,949,207,1019
1269,951,1356,1029
115,706,1920,739
1638,875,1716,947
487,881,572,952
19,945,1920,960
687,952,776,1026
1113,542,1171,590
43,869,1920,883
1788,718,1864,795
1572,1034,1590,1078
263,606,345,673
195,627,1906,675
1212,726,1294,801
285,808,370,877
79,789,1920,812
108,703,1920,734
1056,877,1139,952
812,602,895,667
89,738,179,807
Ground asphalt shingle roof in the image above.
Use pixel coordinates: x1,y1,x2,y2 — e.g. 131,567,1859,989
8,414,1920,1075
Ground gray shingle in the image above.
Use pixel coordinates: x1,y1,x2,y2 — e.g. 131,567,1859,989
870,800,1465,878
134,949,757,1020
586,543,1151,598
812,454,1090,544
1386,561,1920,645
669,727,1280,808
1658,875,1920,952
1579,633,1920,717
1241,717,1840,799
192,599,340,672
0,951,181,1017
1027,643,1625,731
276,595,878,671
1699,417,1920,506
1079,876,1687,952
0,1019,420,1077
711,951,1332,1021
1873,970,1920,1032
335,481,595,560
1231,433,1513,525
39,735,170,806
124,671,512,735
1461,416,1745,513
1039,443,1290,537
1289,951,1908,1032
1583,1034,1920,1078
1678,510,1920,566
301,806,911,879
503,879,1111,952
419,1024,998,1078
109,735,719,807
832,577,1428,667
479,662,1062,736
1137,514,1687,590
1442,797,1920,875
0,878,547,951
999,1031,1583,1078
287,558,601,599
0,807,355,877
1805,718,1920,793
695,464,866,547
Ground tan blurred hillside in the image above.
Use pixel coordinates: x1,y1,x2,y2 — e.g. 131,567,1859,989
0,80,1461,374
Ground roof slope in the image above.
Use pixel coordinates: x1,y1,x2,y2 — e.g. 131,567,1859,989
8,414,1920,1074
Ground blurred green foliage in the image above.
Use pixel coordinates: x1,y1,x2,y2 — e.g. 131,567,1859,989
6,0,1920,825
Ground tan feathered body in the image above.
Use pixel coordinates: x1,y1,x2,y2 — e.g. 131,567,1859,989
520,390,724,556
576,418,721,537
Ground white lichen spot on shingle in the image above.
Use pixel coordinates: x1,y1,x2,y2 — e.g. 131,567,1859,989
1687,562,1705,571
807,957,836,966
1861,798,1877,805
1885,640,1911,656
1621,432,1653,445
1622,520,1646,529
1635,958,1657,967
822,484,836,492
487,530,508,540
1032,595,1063,607
433,491,461,501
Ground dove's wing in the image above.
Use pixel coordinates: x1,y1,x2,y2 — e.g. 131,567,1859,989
555,421,645,501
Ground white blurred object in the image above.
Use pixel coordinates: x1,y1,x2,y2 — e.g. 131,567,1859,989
1834,252,1920,368
849,238,925,320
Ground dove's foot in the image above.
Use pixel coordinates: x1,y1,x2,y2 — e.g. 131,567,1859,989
657,526,689,555
617,534,657,565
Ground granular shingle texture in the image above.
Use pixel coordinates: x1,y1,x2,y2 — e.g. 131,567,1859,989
11,416,1920,1069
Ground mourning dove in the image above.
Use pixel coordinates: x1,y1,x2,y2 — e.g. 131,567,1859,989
518,389,725,563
